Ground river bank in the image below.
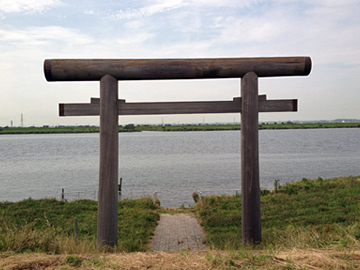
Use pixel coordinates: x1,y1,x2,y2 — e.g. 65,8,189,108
1,122,360,134
1,175,359,269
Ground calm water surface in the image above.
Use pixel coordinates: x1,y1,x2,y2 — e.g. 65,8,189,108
1,128,359,206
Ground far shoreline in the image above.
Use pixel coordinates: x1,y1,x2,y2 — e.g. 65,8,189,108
1,122,360,135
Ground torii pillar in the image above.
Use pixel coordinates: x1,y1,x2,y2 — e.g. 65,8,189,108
241,72,261,244
98,75,118,247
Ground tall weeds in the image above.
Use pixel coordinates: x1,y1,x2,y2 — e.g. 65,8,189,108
0,217,96,254
0,197,159,254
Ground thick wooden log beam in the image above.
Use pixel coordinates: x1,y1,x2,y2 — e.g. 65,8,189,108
44,57,311,81
241,72,262,245
97,75,118,248
59,96,297,116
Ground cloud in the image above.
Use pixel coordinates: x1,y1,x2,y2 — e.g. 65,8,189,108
114,33,155,45
186,0,263,8
0,0,62,13
215,17,288,44
111,0,268,21
84,10,95,15
0,26,93,48
112,0,187,20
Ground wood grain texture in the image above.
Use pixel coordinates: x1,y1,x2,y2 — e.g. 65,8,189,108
97,75,118,248
241,72,262,245
44,57,311,81
59,103,100,116
59,97,297,116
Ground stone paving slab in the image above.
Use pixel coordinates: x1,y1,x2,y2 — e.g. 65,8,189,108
151,213,207,252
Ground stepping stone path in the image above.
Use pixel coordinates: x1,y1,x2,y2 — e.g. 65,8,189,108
151,213,207,252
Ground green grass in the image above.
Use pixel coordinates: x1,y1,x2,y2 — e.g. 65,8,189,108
0,197,159,253
135,122,360,132
135,124,241,132
258,122,360,130
195,176,360,250
1,176,360,255
0,126,100,134
1,122,359,134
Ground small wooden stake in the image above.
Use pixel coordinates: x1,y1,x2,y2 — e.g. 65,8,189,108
241,72,262,245
97,74,119,248
118,177,122,192
74,217,78,245
118,177,122,199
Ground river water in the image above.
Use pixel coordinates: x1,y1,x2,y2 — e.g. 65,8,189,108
1,128,359,207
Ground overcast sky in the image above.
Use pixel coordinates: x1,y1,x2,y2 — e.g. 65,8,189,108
1,0,359,126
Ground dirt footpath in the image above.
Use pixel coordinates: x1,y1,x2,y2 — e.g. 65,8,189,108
150,213,207,252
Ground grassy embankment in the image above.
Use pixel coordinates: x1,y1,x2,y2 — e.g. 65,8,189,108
1,176,360,269
0,198,159,254
195,175,360,251
191,176,360,269
1,122,360,134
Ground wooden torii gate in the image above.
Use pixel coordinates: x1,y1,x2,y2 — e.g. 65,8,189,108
44,57,311,247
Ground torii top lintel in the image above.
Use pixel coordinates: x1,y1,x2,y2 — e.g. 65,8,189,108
44,57,311,82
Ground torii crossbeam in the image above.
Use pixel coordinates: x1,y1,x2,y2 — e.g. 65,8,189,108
59,95,297,116
44,57,311,247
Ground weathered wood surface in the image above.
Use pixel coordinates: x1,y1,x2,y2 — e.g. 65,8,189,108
59,96,297,116
97,75,118,248
241,72,262,245
90,95,267,105
233,94,266,102
44,57,311,81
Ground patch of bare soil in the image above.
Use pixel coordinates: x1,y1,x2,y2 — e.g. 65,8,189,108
1,248,359,269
